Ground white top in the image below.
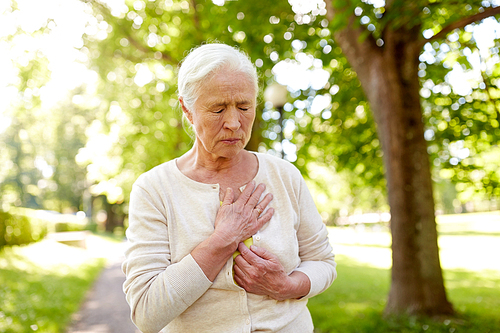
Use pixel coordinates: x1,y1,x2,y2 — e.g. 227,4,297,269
122,152,337,333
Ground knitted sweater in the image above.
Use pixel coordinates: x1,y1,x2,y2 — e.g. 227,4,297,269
122,152,337,333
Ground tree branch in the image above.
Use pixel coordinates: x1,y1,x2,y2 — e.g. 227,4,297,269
422,6,500,46
82,0,178,64
478,53,500,122
190,0,200,31
124,30,177,64
189,0,204,43
325,0,380,72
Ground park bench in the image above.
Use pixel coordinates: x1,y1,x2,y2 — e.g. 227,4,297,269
46,231,90,249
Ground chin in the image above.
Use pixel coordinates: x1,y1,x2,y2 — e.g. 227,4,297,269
215,146,245,158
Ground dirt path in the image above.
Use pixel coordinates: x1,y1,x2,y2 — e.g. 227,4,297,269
66,241,140,333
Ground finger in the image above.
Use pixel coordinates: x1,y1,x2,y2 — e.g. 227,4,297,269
235,180,256,205
238,241,261,265
234,253,252,272
256,207,274,228
246,183,267,209
253,193,273,216
249,245,276,261
222,187,234,206
233,265,246,285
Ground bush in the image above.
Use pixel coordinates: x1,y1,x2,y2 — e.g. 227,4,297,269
0,210,47,250
54,221,88,232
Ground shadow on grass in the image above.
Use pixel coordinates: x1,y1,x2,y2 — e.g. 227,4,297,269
0,248,105,333
337,243,390,249
437,231,500,237
308,255,500,333
90,230,127,243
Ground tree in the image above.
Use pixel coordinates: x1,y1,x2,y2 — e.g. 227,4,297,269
0,3,98,213
0,56,49,209
80,0,500,317
80,0,385,217
323,0,500,316
78,0,313,199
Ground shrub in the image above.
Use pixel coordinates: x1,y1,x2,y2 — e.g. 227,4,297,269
0,210,48,250
54,221,88,232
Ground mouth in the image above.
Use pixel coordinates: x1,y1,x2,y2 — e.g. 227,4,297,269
220,138,241,145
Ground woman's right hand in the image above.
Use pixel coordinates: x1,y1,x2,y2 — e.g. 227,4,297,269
213,181,274,249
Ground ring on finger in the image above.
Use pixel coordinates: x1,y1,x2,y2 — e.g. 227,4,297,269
255,207,263,215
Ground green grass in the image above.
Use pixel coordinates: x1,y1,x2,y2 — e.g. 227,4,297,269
309,256,500,333
0,237,107,333
309,213,500,333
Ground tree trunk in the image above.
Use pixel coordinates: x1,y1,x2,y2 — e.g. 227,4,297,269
246,110,264,152
105,200,119,233
333,22,454,316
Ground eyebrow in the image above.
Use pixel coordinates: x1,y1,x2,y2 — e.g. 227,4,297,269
208,100,254,108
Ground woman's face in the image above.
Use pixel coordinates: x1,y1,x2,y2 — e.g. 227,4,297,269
182,68,257,159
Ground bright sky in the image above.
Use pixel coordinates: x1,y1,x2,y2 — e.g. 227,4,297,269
0,0,97,123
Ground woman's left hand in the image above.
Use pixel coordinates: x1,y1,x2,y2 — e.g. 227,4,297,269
233,243,311,301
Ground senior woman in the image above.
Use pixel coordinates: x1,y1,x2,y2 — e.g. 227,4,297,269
122,43,337,333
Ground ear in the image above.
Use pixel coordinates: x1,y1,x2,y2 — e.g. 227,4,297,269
179,97,193,124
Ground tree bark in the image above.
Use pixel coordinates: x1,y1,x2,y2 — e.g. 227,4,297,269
246,117,263,152
380,27,453,316
327,4,454,316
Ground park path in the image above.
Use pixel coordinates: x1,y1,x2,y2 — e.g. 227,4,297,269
66,239,141,333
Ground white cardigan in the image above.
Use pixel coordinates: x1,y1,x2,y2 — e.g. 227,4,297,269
122,152,337,333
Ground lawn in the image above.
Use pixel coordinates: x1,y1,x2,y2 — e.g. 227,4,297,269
309,211,500,333
0,235,114,333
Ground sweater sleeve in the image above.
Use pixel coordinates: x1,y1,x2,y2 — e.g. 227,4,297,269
122,181,212,333
293,176,337,299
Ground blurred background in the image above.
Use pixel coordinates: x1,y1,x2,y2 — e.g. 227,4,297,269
1,0,500,229
1,0,500,332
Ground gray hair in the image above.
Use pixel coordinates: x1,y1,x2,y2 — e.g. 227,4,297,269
177,43,259,111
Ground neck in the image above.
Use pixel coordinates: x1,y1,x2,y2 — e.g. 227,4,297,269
185,141,247,174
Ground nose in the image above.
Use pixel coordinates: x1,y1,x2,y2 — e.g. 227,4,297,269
223,107,241,131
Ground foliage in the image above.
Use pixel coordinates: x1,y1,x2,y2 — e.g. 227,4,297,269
0,6,97,213
0,239,106,333
77,0,304,201
77,0,500,218
0,94,94,212
75,0,389,219
422,25,500,201
2,0,500,220
322,0,500,211
0,210,47,250
0,54,51,209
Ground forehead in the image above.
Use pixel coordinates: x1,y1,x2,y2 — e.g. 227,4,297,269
198,69,257,103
